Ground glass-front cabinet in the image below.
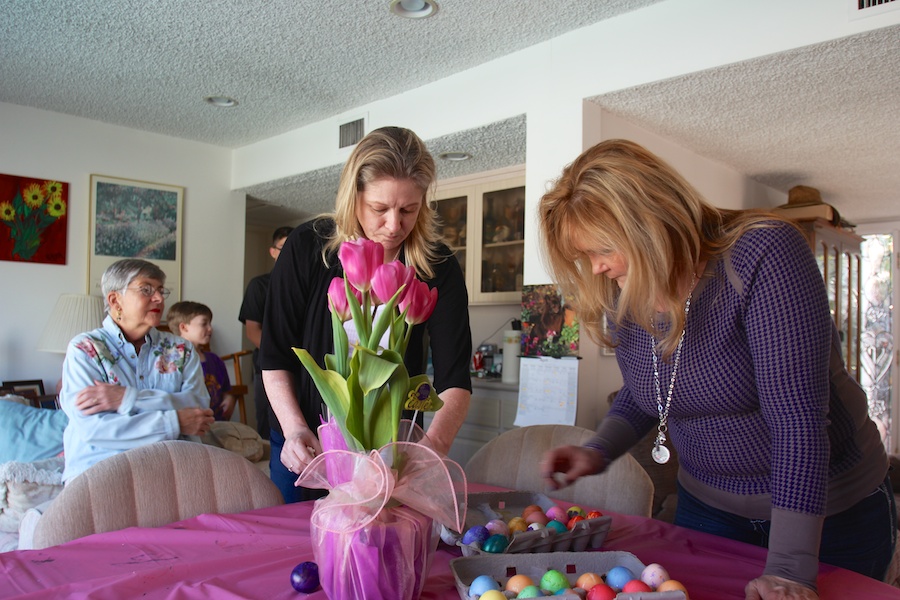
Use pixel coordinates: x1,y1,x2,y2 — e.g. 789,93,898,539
797,217,863,381
434,168,525,304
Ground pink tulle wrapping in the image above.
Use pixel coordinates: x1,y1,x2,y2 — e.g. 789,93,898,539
295,419,466,600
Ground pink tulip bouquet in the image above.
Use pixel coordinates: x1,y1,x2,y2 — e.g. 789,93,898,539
292,237,442,452
292,238,467,600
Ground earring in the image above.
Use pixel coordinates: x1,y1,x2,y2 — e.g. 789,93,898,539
116,309,123,321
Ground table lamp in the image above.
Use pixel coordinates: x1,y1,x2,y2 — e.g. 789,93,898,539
37,294,106,354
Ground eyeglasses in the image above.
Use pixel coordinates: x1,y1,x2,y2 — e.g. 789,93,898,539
127,285,171,299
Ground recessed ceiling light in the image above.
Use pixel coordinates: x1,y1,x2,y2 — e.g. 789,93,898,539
389,0,439,19
204,96,239,107
438,151,471,162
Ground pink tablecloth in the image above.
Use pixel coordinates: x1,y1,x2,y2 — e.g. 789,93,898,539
0,484,897,599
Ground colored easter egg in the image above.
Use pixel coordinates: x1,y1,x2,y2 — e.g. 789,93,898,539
517,585,543,598
623,580,653,592
289,561,320,593
567,506,585,518
575,572,603,590
657,579,689,597
585,582,617,600
567,515,586,529
461,525,490,546
546,505,567,522
485,518,510,537
605,566,635,591
482,533,510,553
524,510,550,526
586,510,603,519
527,521,545,531
522,504,544,517
479,591,507,600
507,517,529,534
555,588,578,596
506,574,536,594
545,519,568,534
469,574,501,596
540,569,569,593
641,563,670,589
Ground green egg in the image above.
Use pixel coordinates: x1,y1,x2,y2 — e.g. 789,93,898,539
517,584,543,598
545,519,568,534
540,569,569,593
481,533,510,553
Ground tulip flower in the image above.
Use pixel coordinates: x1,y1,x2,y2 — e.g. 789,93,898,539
294,239,441,453
400,279,438,326
327,277,361,322
339,238,383,292
371,261,415,306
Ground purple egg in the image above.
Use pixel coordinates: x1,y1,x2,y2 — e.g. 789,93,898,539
290,561,320,593
485,518,509,537
545,505,567,522
461,525,490,546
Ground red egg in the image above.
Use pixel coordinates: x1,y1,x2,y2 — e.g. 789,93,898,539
567,515,586,529
522,504,544,517
586,510,603,519
585,582,617,600
622,580,653,593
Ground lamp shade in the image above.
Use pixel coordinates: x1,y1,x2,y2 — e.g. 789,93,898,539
37,294,106,353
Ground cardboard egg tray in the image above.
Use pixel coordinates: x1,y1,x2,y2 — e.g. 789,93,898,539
453,491,611,556
451,550,688,600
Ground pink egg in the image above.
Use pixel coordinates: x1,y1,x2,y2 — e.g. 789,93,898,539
524,510,549,526
485,519,509,537
545,505,567,522
622,580,653,593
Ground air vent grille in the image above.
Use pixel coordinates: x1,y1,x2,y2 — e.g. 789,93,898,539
339,118,365,148
858,0,895,7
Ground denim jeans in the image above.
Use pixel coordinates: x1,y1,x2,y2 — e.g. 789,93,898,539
674,477,897,581
268,429,327,504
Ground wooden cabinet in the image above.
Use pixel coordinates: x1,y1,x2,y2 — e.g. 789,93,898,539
796,218,863,380
434,168,525,304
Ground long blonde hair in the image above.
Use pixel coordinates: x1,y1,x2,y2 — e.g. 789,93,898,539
321,126,443,279
539,139,792,358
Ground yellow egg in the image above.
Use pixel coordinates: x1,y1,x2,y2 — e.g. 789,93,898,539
657,579,689,598
479,591,507,600
507,516,528,534
575,572,604,590
505,574,535,594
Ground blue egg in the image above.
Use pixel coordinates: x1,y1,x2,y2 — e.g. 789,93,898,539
469,574,501,596
461,525,491,546
545,519,567,534
605,565,636,590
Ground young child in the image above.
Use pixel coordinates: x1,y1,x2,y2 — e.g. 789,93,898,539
166,301,235,421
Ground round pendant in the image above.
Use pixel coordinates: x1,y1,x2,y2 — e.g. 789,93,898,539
651,444,670,465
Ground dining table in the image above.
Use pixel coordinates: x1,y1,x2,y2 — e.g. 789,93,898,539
0,482,897,600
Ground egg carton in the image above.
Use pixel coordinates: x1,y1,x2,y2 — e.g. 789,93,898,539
450,491,611,556
451,550,687,600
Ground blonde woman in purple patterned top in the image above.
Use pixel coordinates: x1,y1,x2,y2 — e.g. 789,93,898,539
537,140,893,600
60,259,213,483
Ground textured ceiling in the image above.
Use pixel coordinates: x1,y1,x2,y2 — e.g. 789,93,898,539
2,1,899,226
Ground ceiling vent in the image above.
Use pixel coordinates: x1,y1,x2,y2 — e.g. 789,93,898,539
339,118,365,149
850,0,898,19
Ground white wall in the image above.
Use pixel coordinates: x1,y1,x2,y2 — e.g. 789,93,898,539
0,103,244,392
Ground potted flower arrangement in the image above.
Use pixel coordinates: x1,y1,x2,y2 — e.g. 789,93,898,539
294,238,466,600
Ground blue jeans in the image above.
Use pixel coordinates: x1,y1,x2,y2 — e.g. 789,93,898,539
269,429,327,504
674,477,897,581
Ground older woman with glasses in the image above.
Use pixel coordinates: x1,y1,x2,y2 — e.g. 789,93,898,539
59,258,214,483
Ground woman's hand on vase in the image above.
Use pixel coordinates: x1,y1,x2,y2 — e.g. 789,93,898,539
745,575,818,600
75,380,126,415
177,407,214,436
282,427,322,474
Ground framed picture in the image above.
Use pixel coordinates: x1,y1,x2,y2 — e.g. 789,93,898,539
89,175,183,301
520,284,579,358
0,172,69,264
2,379,45,398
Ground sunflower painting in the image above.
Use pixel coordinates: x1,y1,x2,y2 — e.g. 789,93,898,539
0,173,68,264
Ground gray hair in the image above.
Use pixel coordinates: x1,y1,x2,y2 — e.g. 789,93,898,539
101,259,167,311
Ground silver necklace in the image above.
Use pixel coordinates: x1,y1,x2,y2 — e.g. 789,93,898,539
650,286,694,465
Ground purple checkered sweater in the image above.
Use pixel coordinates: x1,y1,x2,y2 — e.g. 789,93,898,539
589,222,887,587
